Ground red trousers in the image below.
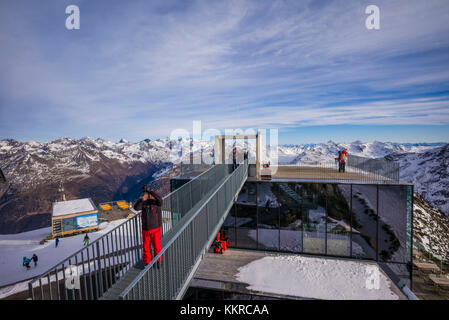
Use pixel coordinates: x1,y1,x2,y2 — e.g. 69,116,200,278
142,228,162,264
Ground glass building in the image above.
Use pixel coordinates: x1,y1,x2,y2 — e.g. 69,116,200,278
222,181,414,288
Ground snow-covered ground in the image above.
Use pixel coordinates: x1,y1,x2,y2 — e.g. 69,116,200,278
236,254,400,300
0,219,128,298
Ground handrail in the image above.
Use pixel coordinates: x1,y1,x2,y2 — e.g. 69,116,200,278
119,162,248,300
27,163,233,300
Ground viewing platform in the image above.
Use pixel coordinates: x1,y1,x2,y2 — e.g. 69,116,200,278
247,164,398,184
189,248,407,300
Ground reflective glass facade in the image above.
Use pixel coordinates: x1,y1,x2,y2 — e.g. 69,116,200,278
224,181,413,288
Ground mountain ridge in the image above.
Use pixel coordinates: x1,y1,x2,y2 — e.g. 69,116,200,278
1,138,447,234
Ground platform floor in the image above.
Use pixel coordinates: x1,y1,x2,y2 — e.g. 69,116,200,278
248,165,392,183
191,248,407,300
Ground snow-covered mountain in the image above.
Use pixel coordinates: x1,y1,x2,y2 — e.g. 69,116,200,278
277,140,439,165
387,144,449,216
277,141,449,216
413,194,449,261
0,138,447,234
0,137,192,233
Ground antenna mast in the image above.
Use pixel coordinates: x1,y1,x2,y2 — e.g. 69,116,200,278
58,181,66,201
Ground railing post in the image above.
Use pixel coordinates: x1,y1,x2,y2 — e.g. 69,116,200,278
189,182,193,209
134,216,140,261
28,282,34,300
96,242,104,298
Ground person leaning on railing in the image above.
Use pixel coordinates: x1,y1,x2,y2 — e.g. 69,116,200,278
133,185,163,268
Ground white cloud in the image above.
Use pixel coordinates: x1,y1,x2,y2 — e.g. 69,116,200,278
1,0,449,141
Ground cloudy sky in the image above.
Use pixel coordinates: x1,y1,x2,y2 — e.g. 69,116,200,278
1,0,449,144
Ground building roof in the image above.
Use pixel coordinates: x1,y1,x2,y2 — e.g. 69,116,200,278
52,198,97,217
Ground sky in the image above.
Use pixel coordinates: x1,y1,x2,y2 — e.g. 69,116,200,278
1,0,449,145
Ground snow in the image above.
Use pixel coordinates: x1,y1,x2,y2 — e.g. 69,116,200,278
0,219,128,297
236,254,399,300
52,198,96,217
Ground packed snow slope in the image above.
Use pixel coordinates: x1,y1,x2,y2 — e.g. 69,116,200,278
0,219,127,295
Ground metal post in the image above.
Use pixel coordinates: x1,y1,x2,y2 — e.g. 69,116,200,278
80,250,88,299
47,273,53,300
134,217,140,263
28,282,34,300
96,242,104,298
410,184,414,290
86,246,94,300
350,184,353,258
376,184,379,262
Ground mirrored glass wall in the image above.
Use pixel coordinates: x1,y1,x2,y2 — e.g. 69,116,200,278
225,181,413,288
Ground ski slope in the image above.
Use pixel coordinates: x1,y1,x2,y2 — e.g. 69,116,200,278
0,219,127,298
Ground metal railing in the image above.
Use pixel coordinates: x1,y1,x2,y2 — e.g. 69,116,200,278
28,213,143,300
27,163,235,300
347,155,399,183
119,162,248,300
276,155,399,183
179,162,212,177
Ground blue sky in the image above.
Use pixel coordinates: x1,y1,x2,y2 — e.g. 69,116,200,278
1,0,449,144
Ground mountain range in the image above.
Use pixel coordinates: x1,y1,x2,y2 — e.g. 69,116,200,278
0,137,447,234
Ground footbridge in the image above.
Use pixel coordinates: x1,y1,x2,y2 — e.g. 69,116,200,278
28,162,248,300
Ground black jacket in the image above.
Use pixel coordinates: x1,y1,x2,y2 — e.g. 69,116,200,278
133,191,163,231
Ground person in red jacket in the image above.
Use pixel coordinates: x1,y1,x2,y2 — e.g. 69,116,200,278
134,185,163,268
337,149,348,173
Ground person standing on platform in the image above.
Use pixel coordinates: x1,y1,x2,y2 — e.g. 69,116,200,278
232,144,238,171
134,185,163,269
337,149,348,173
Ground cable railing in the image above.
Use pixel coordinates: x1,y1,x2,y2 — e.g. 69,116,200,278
27,163,235,300
119,161,248,300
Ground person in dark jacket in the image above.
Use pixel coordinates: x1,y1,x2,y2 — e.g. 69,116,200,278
23,256,31,270
31,254,38,267
232,145,237,171
55,237,59,248
134,185,163,268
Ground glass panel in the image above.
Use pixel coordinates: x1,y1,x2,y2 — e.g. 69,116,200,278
222,208,236,247
257,183,279,251
351,185,377,260
235,182,258,248
277,183,302,252
326,184,352,257
301,184,326,255
62,217,77,232
378,185,410,264
236,181,257,206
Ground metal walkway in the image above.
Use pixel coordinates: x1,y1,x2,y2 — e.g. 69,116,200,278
28,162,248,300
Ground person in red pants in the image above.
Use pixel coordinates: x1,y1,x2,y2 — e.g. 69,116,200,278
133,185,163,268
